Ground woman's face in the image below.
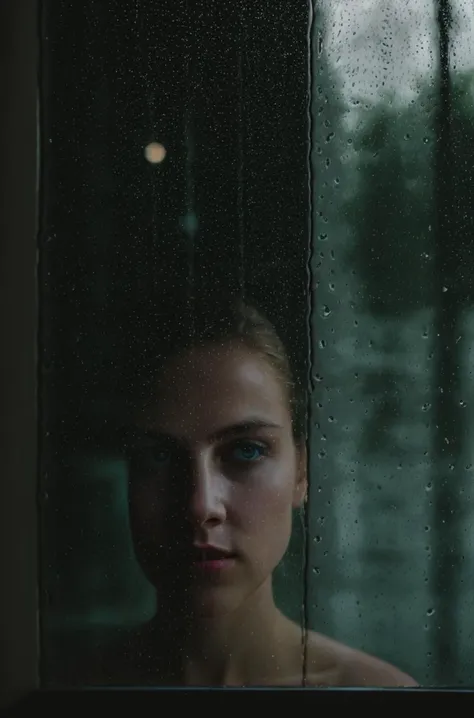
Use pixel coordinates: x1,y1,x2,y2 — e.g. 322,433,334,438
127,341,306,618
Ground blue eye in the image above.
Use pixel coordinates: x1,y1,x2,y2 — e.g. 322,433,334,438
230,442,266,463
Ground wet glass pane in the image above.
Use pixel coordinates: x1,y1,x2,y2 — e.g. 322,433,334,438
310,0,474,687
39,0,474,688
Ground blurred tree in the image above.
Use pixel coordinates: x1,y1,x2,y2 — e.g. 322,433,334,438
344,97,434,318
306,0,364,650
343,0,474,680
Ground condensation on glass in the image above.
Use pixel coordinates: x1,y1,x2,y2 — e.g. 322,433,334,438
311,0,474,687
39,0,474,688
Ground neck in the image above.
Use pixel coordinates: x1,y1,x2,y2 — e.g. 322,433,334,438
152,579,294,686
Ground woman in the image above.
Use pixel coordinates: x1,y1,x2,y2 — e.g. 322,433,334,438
107,299,417,687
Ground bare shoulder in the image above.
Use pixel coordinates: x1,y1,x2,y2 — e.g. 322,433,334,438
304,630,418,688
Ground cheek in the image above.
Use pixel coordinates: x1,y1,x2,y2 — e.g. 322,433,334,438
234,458,296,537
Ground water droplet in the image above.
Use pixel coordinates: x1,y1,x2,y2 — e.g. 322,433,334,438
427,608,435,616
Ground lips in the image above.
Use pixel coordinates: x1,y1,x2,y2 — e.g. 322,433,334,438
191,544,236,571
193,545,235,560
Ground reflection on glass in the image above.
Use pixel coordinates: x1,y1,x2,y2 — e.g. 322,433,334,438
144,142,167,164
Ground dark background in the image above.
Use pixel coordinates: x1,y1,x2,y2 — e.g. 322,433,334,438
0,0,38,709
38,0,311,685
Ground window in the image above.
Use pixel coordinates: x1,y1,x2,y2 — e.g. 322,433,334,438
32,0,474,690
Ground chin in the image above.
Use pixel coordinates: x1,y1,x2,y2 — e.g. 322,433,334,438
189,589,240,619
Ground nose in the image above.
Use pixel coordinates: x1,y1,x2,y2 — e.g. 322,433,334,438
188,454,227,528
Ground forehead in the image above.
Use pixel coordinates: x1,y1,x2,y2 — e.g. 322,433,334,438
137,343,291,438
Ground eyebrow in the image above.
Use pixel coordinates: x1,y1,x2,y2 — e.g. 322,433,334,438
125,419,283,445
208,419,283,442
